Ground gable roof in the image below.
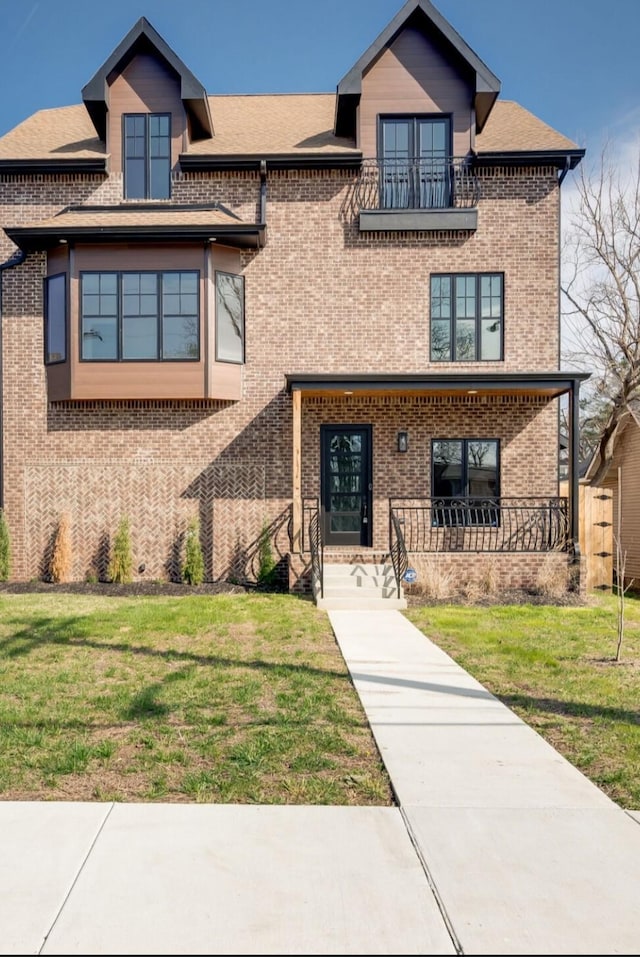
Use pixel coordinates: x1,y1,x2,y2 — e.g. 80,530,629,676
81,17,213,141
584,397,640,482
335,0,500,137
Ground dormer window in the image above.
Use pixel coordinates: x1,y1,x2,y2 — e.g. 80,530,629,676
123,113,171,200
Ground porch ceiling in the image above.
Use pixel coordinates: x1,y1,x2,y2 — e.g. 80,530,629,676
285,371,591,399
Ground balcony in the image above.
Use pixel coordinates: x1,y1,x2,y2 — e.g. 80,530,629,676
354,157,479,232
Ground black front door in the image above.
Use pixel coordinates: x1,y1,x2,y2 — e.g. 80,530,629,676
321,425,372,546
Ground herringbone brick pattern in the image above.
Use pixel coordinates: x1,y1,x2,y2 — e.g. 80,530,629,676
23,462,266,582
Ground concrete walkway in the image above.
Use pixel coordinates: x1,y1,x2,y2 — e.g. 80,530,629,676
1,609,639,955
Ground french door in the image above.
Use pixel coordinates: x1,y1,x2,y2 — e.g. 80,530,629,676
380,116,451,209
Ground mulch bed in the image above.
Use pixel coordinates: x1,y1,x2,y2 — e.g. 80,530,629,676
0,579,587,606
0,580,250,597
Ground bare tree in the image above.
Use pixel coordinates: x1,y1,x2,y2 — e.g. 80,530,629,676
562,139,640,485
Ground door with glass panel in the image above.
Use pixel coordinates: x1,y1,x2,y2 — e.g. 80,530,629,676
321,426,372,546
380,117,450,209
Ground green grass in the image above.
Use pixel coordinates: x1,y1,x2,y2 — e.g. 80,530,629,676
405,593,640,809
0,592,393,805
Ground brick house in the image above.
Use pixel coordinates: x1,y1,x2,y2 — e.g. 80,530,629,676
0,0,588,604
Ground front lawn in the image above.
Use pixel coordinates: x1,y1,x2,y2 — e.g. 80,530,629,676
0,592,394,805
406,594,640,809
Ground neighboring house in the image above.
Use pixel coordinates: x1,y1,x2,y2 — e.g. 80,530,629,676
584,399,640,585
0,0,588,602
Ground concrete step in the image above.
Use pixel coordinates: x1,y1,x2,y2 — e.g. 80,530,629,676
315,561,405,610
316,595,408,611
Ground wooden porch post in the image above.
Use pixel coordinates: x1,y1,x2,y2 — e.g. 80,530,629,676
569,377,581,551
292,388,302,553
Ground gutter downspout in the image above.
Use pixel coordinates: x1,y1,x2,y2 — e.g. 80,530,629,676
0,249,28,510
259,160,267,246
558,155,572,187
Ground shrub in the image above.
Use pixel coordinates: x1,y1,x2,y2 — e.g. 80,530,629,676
0,509,10,582
182,518,204,585
50,512,72,583
257,520,277,588
408,556,456,601
534,552,569,599
108,516,133,584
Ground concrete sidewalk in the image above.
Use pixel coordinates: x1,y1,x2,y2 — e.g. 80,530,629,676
1,609,639,955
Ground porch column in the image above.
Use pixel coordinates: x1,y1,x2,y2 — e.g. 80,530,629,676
568,377,581,550
292,387,302,553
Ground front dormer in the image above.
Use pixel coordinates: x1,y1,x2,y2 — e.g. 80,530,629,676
81,17,213,199
336,0,500,232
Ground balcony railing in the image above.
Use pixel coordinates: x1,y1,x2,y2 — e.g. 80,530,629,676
354,157,479,212
389,497,569,553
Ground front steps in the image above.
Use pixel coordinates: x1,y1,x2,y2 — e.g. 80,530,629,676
314,561,407,610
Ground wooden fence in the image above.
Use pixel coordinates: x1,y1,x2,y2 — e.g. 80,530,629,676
560,482,613,592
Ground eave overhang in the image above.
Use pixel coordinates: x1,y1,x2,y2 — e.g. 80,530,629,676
474,149,586,170
5,224,265,252
0,158,107,175
335,0,500,137
5,203,265,251
286,371,591,398
179,152,363,172
81,17,213,141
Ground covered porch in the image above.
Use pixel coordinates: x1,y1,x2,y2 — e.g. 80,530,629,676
285,371,589,603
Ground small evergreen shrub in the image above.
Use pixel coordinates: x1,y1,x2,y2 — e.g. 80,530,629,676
257,520,277,588
182,518,205,585
108,516,133,584
50,512,72,583
0,509,11,582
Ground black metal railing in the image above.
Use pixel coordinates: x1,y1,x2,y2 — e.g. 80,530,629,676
304,497,324,599
354,157,479,212
389,507,409,599
389,497,569,553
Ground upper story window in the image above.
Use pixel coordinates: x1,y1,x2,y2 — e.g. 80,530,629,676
431,273,503,362
380,116,450,209
81,270,198,361
44,273,67,364
123,114,171,200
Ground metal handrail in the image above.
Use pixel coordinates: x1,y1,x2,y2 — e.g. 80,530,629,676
304,497,324,599
354,156,479,212
389,497,569,553
389,505,409,599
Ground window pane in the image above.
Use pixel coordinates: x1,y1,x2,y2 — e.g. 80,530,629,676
45,274,66,363
163,314,198,359
82,316,117,360
162,273,179,293
467,441,498,498
432,440,463,498
122,315,158,359
125,157,145,199
455,319,475,360
431,275,451,318
481,318,501,360
431,319,451,361
216,272,244,363
455,275,476,317
481,274,502,318
150,157,170,200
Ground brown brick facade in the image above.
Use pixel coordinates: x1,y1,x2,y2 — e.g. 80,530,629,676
0,166,569,587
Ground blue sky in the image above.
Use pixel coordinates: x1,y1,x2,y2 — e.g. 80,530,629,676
0,0,638,152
